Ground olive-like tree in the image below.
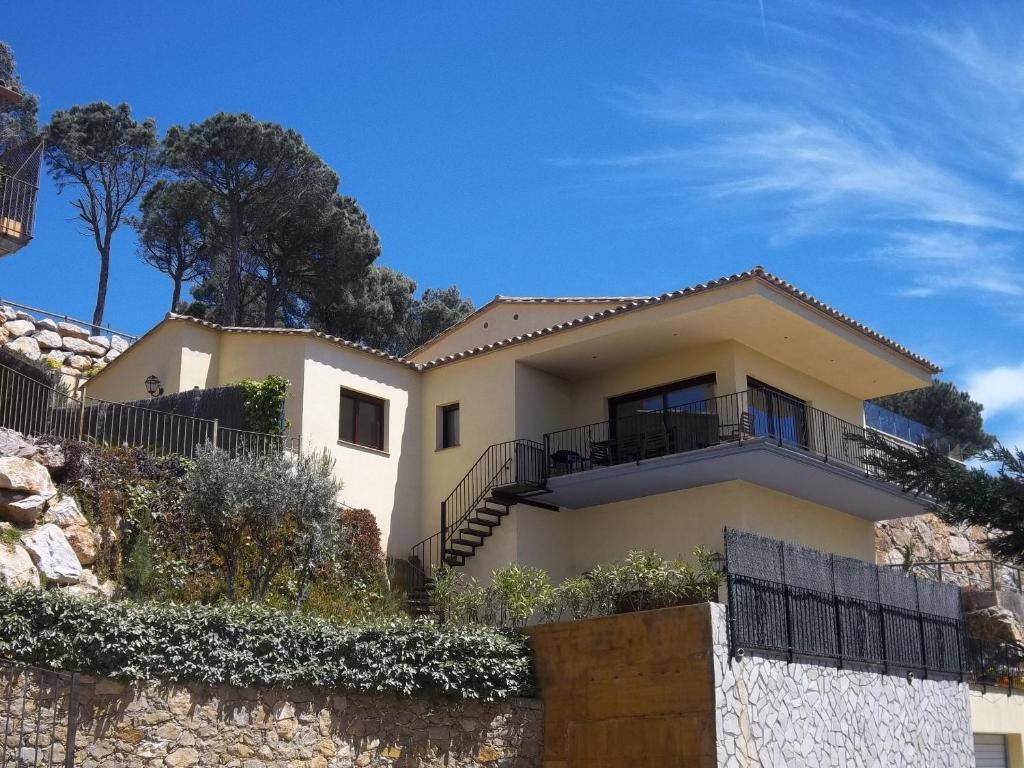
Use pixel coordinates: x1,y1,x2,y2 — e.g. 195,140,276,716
134,179,213,311
0,41,38,155
44,103,159,328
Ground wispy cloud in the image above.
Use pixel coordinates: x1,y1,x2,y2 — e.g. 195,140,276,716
565,3,1024,301
874,232,1024,298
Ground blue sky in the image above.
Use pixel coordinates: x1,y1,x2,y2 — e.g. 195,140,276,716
2,1,1023,447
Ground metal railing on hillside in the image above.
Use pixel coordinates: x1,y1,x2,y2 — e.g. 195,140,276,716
903,559,1024,595
0,360,297,459
0,297,137,343
0,658,80,768
545,388,898,480
407,439,545,594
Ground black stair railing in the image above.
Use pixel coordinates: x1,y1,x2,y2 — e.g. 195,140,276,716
407,439,545,594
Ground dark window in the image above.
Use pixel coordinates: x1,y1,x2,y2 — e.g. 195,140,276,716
609,375,716,425
339,389,385,450
441,403,460,448
746,377,808,447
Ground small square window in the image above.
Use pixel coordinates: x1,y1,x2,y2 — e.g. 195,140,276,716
440,403,460,449
340,388,386,451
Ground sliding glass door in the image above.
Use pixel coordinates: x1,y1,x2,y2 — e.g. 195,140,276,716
747,378,809,448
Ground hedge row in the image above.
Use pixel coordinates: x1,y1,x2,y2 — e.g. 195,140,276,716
0,588,533,701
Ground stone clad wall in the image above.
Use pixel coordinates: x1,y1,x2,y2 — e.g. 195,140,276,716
4,671,542,768
711,603,974,767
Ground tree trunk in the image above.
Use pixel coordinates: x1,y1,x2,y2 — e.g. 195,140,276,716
170,275,182,312
224,196,242,325
92,242,111,333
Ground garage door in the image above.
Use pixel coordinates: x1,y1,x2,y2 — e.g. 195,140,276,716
975,734,1008,768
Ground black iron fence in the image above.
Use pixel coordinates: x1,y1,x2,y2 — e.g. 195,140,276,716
0,360,298,459
0,658,79,768
725,529,965,676
968,637,1024,693
544,388,897,480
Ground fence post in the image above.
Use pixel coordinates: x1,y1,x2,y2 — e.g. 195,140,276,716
831,555,843,667
914,574,928,679
64,672,80,768
876,567,889,674
212,418,219,448
779,540,793,663
76,383,87,441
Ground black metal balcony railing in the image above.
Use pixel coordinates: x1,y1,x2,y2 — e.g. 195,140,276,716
0,140,42,256
544,388,892,479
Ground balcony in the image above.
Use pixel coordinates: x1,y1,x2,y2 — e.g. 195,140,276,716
0,141,41,257
541,388,930,518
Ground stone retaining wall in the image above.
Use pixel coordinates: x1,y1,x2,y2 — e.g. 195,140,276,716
711,603,974,767
0,303,130,377
2,670,542,768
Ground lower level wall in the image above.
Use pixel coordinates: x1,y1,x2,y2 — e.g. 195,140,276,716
711,603,974,767
2,671,542,768
971,688,1024,767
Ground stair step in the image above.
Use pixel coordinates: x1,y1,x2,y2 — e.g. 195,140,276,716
468,516,500,528
453,537,483,548
444,554,466,566
475,506,509,518
460,527,491,539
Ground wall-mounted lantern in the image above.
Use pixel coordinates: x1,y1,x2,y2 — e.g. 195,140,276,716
710,552,727,575
144,375,163,398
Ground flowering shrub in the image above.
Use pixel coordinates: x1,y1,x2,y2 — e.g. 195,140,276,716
0,587,533,701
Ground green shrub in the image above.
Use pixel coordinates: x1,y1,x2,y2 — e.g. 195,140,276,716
434,549,721,627
238,375,290,435
181,445,342,603
0,587,533,701
339,507,385,582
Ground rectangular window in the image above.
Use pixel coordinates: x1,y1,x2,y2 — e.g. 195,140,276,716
440,403,460,448
746,377,808,447
339,388,385,451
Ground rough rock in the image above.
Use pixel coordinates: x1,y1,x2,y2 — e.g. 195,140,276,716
5,335,41,361
110,334,129,353
0,306,15,321
966,606,1024,644
64,523,99,565
3,319,35,338
44,495,87,528
88,335,111,351
0,542,38,588
36,318,59,332
104,348,121,363
62,337,106,356
0,456,56,496
57,321,89,339
14,311,33,321
0,489,50,524
66,354,93,371
33,329,63,349
66,568,115,598
0,428,64,471
45,349,69,365
0,326,8,345
21,524,82,584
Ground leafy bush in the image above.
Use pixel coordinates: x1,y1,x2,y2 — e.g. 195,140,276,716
339,507,385,582
589,549,721,613
0,587,532,701
434,549,721,627
181,445,342,603
238,375,290,435
59,441,188,590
